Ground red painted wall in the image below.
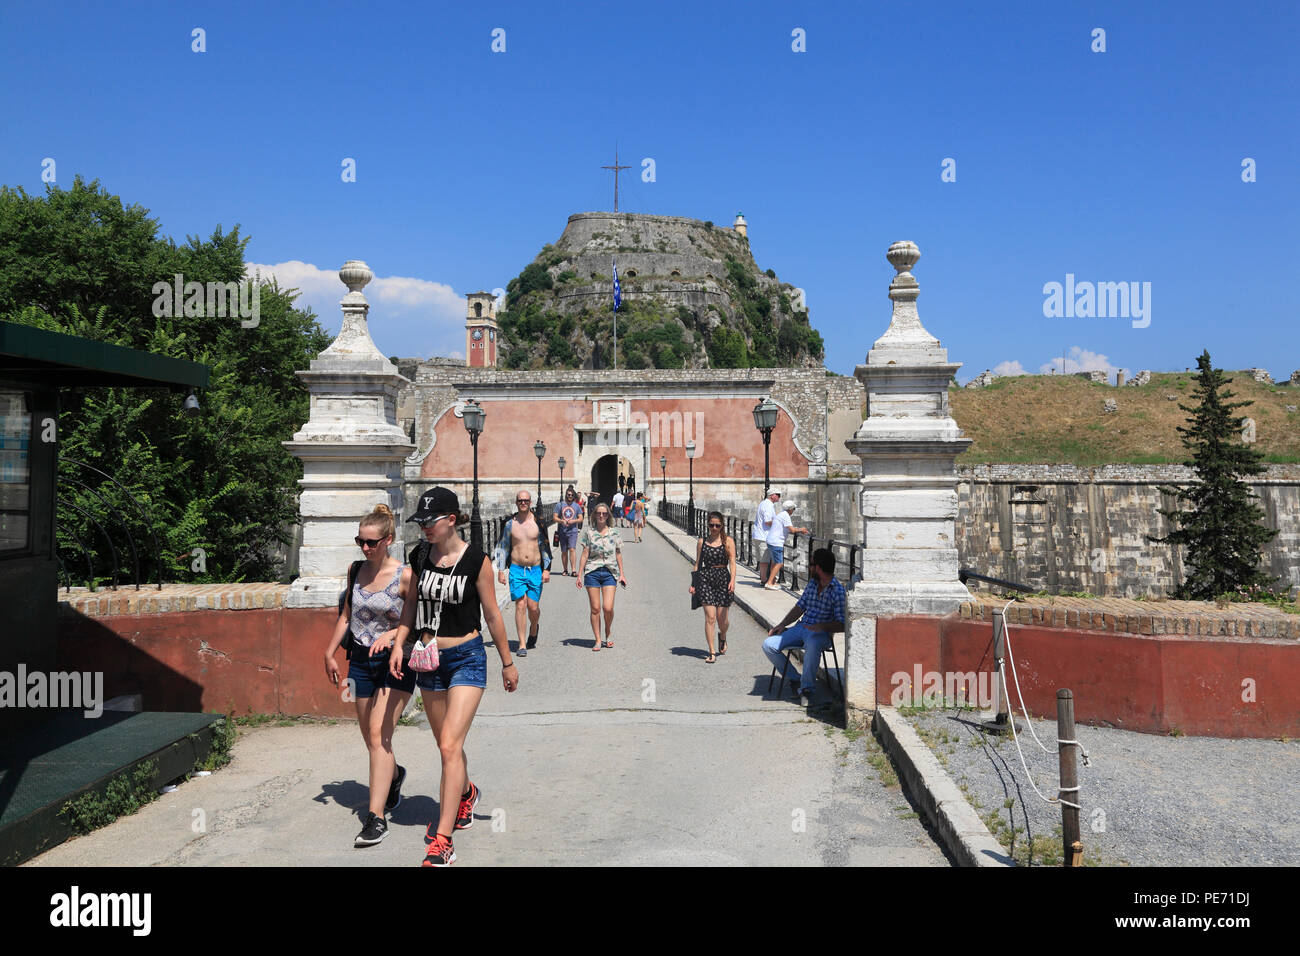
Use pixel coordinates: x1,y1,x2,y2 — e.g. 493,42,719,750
58,606,355,718
875,615,1300,738
422,396,805,481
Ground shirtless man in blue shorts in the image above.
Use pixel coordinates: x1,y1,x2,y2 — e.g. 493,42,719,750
494,489,551,658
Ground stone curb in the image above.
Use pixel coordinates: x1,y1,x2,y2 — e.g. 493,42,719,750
873,706,1014,868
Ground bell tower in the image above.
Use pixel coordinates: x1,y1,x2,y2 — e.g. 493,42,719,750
465,292,499,368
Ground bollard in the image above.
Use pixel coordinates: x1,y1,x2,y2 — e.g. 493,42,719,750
981,608,1022,733
1057,688,1082,866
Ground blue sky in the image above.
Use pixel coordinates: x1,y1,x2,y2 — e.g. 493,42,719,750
2,1,1296,382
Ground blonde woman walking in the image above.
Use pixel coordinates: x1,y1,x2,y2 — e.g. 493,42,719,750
575,502,626,650
324,503,414,848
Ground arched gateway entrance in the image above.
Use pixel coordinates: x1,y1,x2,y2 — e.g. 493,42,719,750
589,454,635,505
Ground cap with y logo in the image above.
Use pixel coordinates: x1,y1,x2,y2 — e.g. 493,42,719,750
407,487,460,523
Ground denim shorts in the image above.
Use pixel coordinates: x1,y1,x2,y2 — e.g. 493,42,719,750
768,545,785,565
347,652,416,698
415,637,488,693
583,566,618,588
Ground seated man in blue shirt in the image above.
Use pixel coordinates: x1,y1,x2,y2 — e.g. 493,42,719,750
762,547,845,707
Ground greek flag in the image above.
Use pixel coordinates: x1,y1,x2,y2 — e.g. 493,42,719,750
612,259,621,311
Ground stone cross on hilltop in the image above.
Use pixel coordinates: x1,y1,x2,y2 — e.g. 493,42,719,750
601,147,632,213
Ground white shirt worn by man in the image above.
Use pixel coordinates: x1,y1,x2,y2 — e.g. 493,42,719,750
612,492,625,513
766,509,794,548
752,497,776,540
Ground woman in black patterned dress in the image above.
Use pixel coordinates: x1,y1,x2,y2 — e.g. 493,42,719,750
689,510,737,663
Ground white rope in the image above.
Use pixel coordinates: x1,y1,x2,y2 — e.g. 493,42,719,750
993,601,1086,810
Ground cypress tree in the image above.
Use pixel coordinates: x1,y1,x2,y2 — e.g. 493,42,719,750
1153,351,1277,599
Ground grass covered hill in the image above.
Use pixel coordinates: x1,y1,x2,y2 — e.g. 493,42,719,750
950,373,1300,464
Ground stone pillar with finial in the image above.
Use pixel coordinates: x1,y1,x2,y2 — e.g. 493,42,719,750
841,241,973,720
283,260,415,607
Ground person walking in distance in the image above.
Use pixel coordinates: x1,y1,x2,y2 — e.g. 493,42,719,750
630,492,647,543
575,502,626,650
324,503,415,847
554,486,584,576
689,510,737,663
612,487,626,528
762,548,845,708
751,488,781,585
493,489,551,658
764,500,809,590
388,487,517,866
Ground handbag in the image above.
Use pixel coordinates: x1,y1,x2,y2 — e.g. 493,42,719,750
407,632,440,672
338,560,363,654
690,569,703,610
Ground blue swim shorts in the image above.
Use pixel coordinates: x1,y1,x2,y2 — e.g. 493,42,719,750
768,545,785,566
509,563,543,601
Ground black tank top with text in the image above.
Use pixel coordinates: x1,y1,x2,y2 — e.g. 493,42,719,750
413,543,486,637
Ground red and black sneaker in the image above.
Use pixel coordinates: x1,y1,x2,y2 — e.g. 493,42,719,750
423,833,456,867
456,781,481,830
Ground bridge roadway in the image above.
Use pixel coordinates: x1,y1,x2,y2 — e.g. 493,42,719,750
29,519,949,867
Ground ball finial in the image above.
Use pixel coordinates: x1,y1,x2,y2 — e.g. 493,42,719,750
339,260,373,293
886,241,920,275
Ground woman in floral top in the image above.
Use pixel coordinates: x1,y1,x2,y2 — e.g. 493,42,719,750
574,502,626,651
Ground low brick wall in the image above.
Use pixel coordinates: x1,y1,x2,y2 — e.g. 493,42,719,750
57,585,353,717
876,597,1300,738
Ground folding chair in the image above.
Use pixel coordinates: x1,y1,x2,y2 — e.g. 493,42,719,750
767,637,844,706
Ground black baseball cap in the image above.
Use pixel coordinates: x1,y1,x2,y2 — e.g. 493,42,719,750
407,487,460,524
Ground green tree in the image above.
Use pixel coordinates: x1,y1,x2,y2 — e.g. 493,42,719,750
1152,351,1278,598
0,177,330,583
708,326,747,368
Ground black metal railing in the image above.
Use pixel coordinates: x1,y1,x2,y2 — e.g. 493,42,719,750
55,457,164,591
658,500,859,591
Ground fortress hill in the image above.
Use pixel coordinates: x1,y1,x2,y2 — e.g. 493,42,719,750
392,209,856,526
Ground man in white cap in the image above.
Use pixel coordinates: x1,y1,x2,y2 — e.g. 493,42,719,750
751,488,780,585
764,500,809,590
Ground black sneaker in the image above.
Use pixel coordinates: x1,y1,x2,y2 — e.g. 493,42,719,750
354,812,388,847
423,833,456,866
526,628,539,650
386,764,406,813
455,781,480,830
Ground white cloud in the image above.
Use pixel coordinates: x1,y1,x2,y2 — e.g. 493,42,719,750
1038,347,1129,379
992,360,1027,377
244,260,466,360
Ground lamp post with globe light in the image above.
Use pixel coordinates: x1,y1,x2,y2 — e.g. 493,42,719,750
752,397,779,497
462,399,485,551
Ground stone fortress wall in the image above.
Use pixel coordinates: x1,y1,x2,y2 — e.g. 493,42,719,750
392,356,1297,599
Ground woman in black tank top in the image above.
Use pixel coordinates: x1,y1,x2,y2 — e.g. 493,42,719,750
388,487,515,866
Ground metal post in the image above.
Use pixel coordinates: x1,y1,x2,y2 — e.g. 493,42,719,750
981,608,1022,733
470,433,481,553
1058,689,1082,867
762,430,771,497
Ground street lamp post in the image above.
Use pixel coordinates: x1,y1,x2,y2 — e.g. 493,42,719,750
659,455,667,517
558,455,566,500
684,439,696,532
534,439,546,512
752,397,779,497
462,399,486,551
